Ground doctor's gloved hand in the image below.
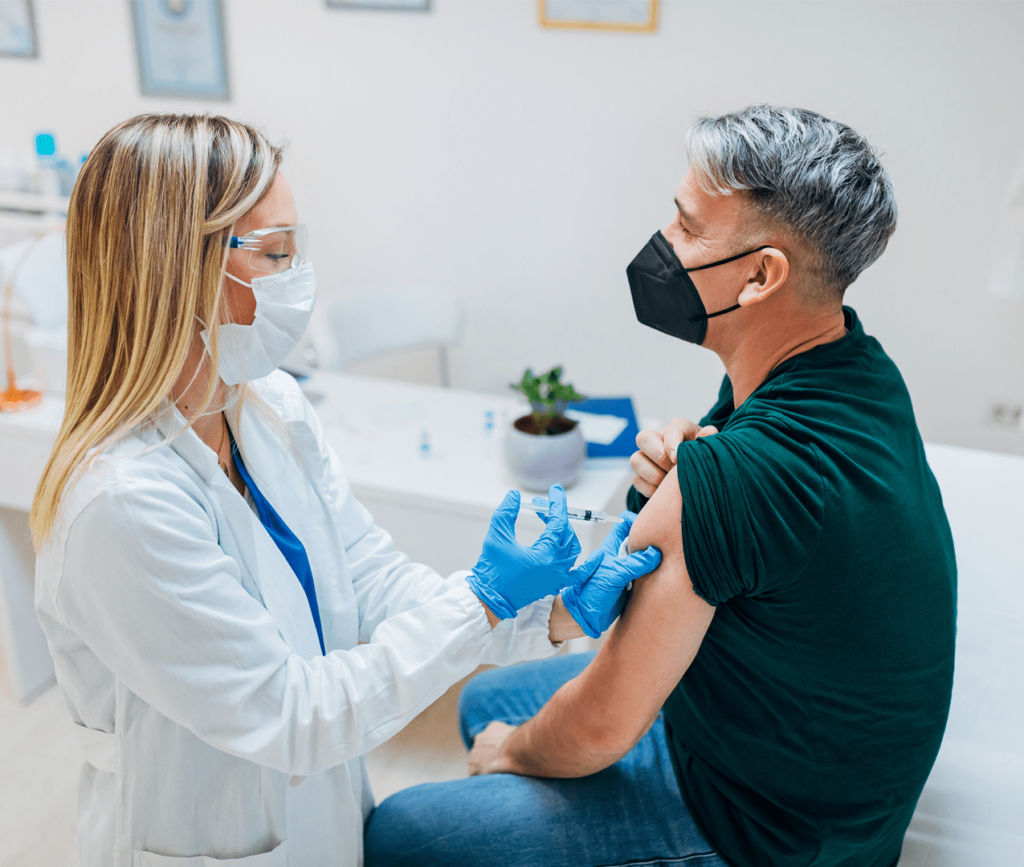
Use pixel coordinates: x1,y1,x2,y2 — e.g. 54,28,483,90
466,485,583,621
560,512,662,639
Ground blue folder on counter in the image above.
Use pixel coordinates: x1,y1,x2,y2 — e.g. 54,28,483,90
565,397,640,458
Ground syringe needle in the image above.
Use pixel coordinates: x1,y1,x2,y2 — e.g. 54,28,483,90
521,501,623,523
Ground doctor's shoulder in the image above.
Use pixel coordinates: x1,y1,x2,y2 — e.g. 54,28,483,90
248,368,317,427
246,368,333,467
40,433,217,566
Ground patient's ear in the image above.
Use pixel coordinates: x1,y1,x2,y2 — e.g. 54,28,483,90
738,247,788,307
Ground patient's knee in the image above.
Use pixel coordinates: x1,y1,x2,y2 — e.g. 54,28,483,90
458,668,504,746
364,780,486,867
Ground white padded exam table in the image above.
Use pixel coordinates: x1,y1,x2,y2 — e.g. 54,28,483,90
898,444,1024,865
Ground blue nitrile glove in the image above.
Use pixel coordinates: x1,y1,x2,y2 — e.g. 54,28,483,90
466,485,583,620
557,511,662,639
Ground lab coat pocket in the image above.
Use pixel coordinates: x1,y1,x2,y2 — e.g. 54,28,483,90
132,839,288,866
71,721,116,774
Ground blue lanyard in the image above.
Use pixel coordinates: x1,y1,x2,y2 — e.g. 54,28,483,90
230,433,326,656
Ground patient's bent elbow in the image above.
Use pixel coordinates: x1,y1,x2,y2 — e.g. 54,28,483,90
572,715,646,769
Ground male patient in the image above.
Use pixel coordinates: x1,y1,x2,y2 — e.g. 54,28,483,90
363,105,956,867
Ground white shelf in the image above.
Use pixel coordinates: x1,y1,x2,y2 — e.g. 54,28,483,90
0,190,70,216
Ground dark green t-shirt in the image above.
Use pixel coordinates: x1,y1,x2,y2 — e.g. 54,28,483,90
627,308,956,867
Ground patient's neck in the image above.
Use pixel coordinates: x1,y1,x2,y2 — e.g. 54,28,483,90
714,303,847,407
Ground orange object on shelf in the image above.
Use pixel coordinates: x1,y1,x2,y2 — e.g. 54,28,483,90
0,384,43,412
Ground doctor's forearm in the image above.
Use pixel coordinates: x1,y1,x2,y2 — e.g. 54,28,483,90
548,596,585,643
480,599,500,628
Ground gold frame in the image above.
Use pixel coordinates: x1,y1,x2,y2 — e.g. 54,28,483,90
539,0,658,34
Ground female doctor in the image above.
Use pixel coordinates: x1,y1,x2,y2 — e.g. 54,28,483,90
29,114,661,867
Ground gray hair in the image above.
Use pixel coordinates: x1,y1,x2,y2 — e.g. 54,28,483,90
686,105,897,295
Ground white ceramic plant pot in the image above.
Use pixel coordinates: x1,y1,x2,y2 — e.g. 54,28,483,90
503,414,587,492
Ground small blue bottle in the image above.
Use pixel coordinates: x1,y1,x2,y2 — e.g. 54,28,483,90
35,132,75,196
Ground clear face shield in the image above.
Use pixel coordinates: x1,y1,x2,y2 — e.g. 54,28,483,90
228,224,309,274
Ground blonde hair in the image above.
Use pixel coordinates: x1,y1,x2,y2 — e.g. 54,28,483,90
31,114,283,546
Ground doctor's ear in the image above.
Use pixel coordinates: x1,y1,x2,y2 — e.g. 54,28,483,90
737,248,789,307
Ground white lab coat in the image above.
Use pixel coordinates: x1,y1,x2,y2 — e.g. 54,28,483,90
34,371,560,867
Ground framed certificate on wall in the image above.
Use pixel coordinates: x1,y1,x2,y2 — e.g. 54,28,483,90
326,0,429,10
130,0,230,100
0,0,38,58
539,0,658,33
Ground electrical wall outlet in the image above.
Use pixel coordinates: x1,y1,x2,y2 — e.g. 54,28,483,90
986,402,1024,430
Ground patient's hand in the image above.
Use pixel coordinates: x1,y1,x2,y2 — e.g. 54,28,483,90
468,721,518,776
631,419,718,498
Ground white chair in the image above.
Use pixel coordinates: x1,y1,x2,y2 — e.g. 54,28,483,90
307,287,463,387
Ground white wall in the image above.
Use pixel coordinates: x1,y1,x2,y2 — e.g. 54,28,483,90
3,0,1023,453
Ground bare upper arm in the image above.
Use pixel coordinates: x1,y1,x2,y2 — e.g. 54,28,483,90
569,465,716,753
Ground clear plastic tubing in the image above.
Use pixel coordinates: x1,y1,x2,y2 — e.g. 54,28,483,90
521,500,623,524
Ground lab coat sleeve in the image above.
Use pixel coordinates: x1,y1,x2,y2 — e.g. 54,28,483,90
454,575,563,667
54,476,495,777
342,512,558,665
287,377,560,664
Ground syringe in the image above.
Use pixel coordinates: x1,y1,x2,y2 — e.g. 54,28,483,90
522,500,623,524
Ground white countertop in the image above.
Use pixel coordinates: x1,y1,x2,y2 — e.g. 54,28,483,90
309,370,634,520
0,371,635,518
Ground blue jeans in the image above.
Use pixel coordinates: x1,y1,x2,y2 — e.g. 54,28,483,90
363,652,727,867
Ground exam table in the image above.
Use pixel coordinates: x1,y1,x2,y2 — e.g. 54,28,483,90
896,444,1024,865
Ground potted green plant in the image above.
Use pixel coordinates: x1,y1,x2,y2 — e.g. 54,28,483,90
503,366,588,491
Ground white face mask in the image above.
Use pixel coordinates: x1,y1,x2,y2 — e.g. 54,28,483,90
200,263,317,385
